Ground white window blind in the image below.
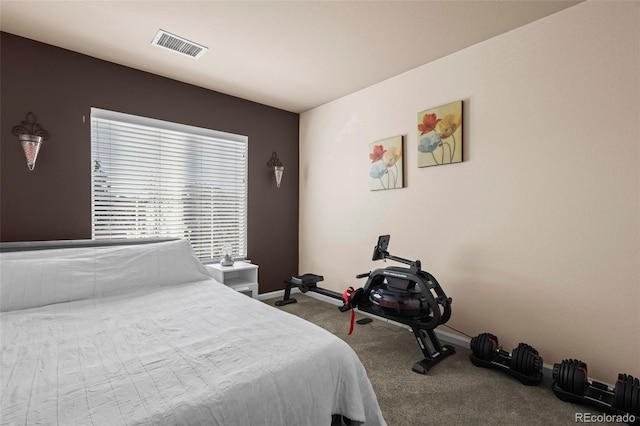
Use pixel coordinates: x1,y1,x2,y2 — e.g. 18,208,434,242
91,108,248,261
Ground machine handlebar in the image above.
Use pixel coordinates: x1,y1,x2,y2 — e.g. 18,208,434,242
356,272,371,279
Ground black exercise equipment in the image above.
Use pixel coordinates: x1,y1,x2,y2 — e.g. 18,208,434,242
552,359,640,422
277,235,455,374
276,273,348,308
469,332,543,385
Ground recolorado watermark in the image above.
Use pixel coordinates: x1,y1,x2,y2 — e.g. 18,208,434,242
575,412,636,423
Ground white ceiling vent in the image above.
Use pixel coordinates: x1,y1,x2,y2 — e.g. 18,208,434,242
152,29,207,59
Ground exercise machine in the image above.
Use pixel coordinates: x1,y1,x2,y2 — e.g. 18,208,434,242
552,359,639,423
276,235,455,374
469,332,543,385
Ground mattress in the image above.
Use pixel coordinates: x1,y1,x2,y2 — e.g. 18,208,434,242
0,240,385,426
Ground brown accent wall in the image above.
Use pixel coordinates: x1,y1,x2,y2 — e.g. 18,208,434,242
0,32,299,293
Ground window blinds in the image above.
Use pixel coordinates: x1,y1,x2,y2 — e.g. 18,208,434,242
91,108,248,261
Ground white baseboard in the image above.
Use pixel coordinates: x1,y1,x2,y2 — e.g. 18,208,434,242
261,288,556,378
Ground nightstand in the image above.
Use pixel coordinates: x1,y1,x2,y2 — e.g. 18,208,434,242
205,262,259,298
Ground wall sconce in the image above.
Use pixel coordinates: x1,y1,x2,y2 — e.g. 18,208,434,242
11,112,50,171
266,151,284,188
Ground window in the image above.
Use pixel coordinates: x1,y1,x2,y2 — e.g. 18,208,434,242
91,108,248,261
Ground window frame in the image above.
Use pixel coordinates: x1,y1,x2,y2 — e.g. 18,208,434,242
90,107,248,262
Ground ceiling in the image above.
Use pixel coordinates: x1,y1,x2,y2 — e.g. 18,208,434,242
1,1,582,113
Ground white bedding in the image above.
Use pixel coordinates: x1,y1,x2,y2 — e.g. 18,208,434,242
0,241,385,426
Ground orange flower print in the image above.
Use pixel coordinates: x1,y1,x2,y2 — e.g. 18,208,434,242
369,144,386,163
418,113,440,135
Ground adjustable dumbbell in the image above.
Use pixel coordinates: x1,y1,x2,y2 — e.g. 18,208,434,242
552,359,589,396
552,359,639,421
469,332,543,385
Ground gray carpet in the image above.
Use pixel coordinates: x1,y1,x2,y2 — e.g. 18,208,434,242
263,294,614,426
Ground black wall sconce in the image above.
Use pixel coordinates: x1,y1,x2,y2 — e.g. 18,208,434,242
11,112,50,171
266,151,284,188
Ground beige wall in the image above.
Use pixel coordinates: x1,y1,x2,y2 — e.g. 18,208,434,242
299,1,639,383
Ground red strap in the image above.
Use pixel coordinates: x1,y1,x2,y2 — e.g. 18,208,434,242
343,287,355,335
348,309,355,335
342,287,354,305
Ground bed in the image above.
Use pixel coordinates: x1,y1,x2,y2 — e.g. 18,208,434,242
0,239,385,425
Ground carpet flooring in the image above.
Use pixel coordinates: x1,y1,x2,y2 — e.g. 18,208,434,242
263,294,616,426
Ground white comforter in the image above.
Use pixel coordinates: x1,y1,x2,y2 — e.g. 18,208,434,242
1,280,385,425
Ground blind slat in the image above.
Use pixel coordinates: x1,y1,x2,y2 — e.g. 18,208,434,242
91,108,248,260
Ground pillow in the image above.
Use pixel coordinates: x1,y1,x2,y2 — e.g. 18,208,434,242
0,239,212,312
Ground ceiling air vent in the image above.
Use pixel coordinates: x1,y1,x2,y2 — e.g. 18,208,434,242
152,29,208,59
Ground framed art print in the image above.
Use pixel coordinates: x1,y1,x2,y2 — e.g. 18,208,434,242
417,100,462,168
369,135,404,191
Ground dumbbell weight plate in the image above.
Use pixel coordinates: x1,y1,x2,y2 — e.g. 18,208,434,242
559,360,571,392
531,351,542,376
516,344,540,376
518,345,528,374
471,333,498,361
524,350,537,376
567,360,576,394
560,360,571,393
568,359,586,395
573,361,588,395
552,363,561,382
554,360,568,391
625,375,633,413
618,374,633,413
559,359,587,395
613,374,626,411
562,360,571,392
510,344,527,375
